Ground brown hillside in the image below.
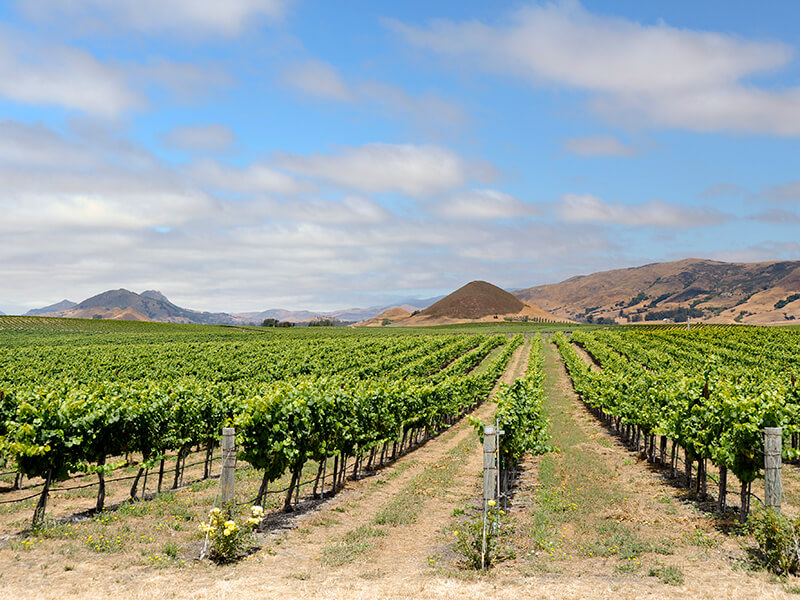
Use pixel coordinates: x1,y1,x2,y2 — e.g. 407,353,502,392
355,307,412,327
515,258,800,325
55,307,151,321
421,281,524,319
398,280,568,326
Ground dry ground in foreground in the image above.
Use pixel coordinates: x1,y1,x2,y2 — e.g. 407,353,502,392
2,338,799,599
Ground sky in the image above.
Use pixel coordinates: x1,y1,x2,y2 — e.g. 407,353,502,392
1,0,800,314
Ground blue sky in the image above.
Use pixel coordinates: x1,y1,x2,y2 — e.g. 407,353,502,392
1,0,800,314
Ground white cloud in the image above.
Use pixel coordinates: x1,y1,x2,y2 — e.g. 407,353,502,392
707,242,800,263
0,30,140,117
280,60,353,101
190,158,315,195
763,181,800,203
700,183,748,199
262,195,391,224
0,29,229,117
592,86,800,135
18,0,288,37
0,120,620,315
0,121,94,168
0,120,217,233
275,143,486,197
390,1,800,135
279,61,466,134
432,189,534,220
2,192,213,231
700,180,800,204
563,135,637,157
751,208,800,224
163,125,236,153
130,60,232,103
358,81,467,135
559,193,726,227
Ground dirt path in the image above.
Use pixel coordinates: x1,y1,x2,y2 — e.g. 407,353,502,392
569,337,600,371
493,339,797,599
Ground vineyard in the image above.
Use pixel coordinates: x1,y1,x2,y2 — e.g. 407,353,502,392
0,318,526,525
556,326,800,521
2,317,800,598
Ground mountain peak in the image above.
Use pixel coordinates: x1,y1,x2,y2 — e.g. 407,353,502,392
25,299,77,316
421,280,525,319
141,290,170,303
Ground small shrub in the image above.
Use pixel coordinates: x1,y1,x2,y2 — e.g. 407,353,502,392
453,501,513,569
749,507,800,575
200,505,262,563
648,563,684,585
686,527,721,549
163,541,179,559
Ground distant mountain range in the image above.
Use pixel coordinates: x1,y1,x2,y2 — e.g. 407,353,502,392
15,258,800,326
515,258,800,325
235,299,441,325
23,289,439,325
25,299,77,316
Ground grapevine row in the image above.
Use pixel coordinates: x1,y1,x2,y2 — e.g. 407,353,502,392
555,329,800,520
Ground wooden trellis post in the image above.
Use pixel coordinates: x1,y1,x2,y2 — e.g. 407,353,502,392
764,427,782,513
221,427,236,509
483,425,497,507
482,424,497,569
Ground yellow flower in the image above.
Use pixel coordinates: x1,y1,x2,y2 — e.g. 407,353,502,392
454,531,459,536
488,500,496,507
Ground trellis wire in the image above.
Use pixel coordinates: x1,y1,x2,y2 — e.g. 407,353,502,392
0,455,213,505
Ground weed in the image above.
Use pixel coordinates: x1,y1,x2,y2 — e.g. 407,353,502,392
359,569,384,580
748,506,800,575
518,559,563,576
374,496,417,525
163,541,179,559
188,480,215,492
615,559,642,573
308,515,341,528
685,527,721,549
590,522,652,559
320,525,386,566
648,563,684,586
453,500,514,569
